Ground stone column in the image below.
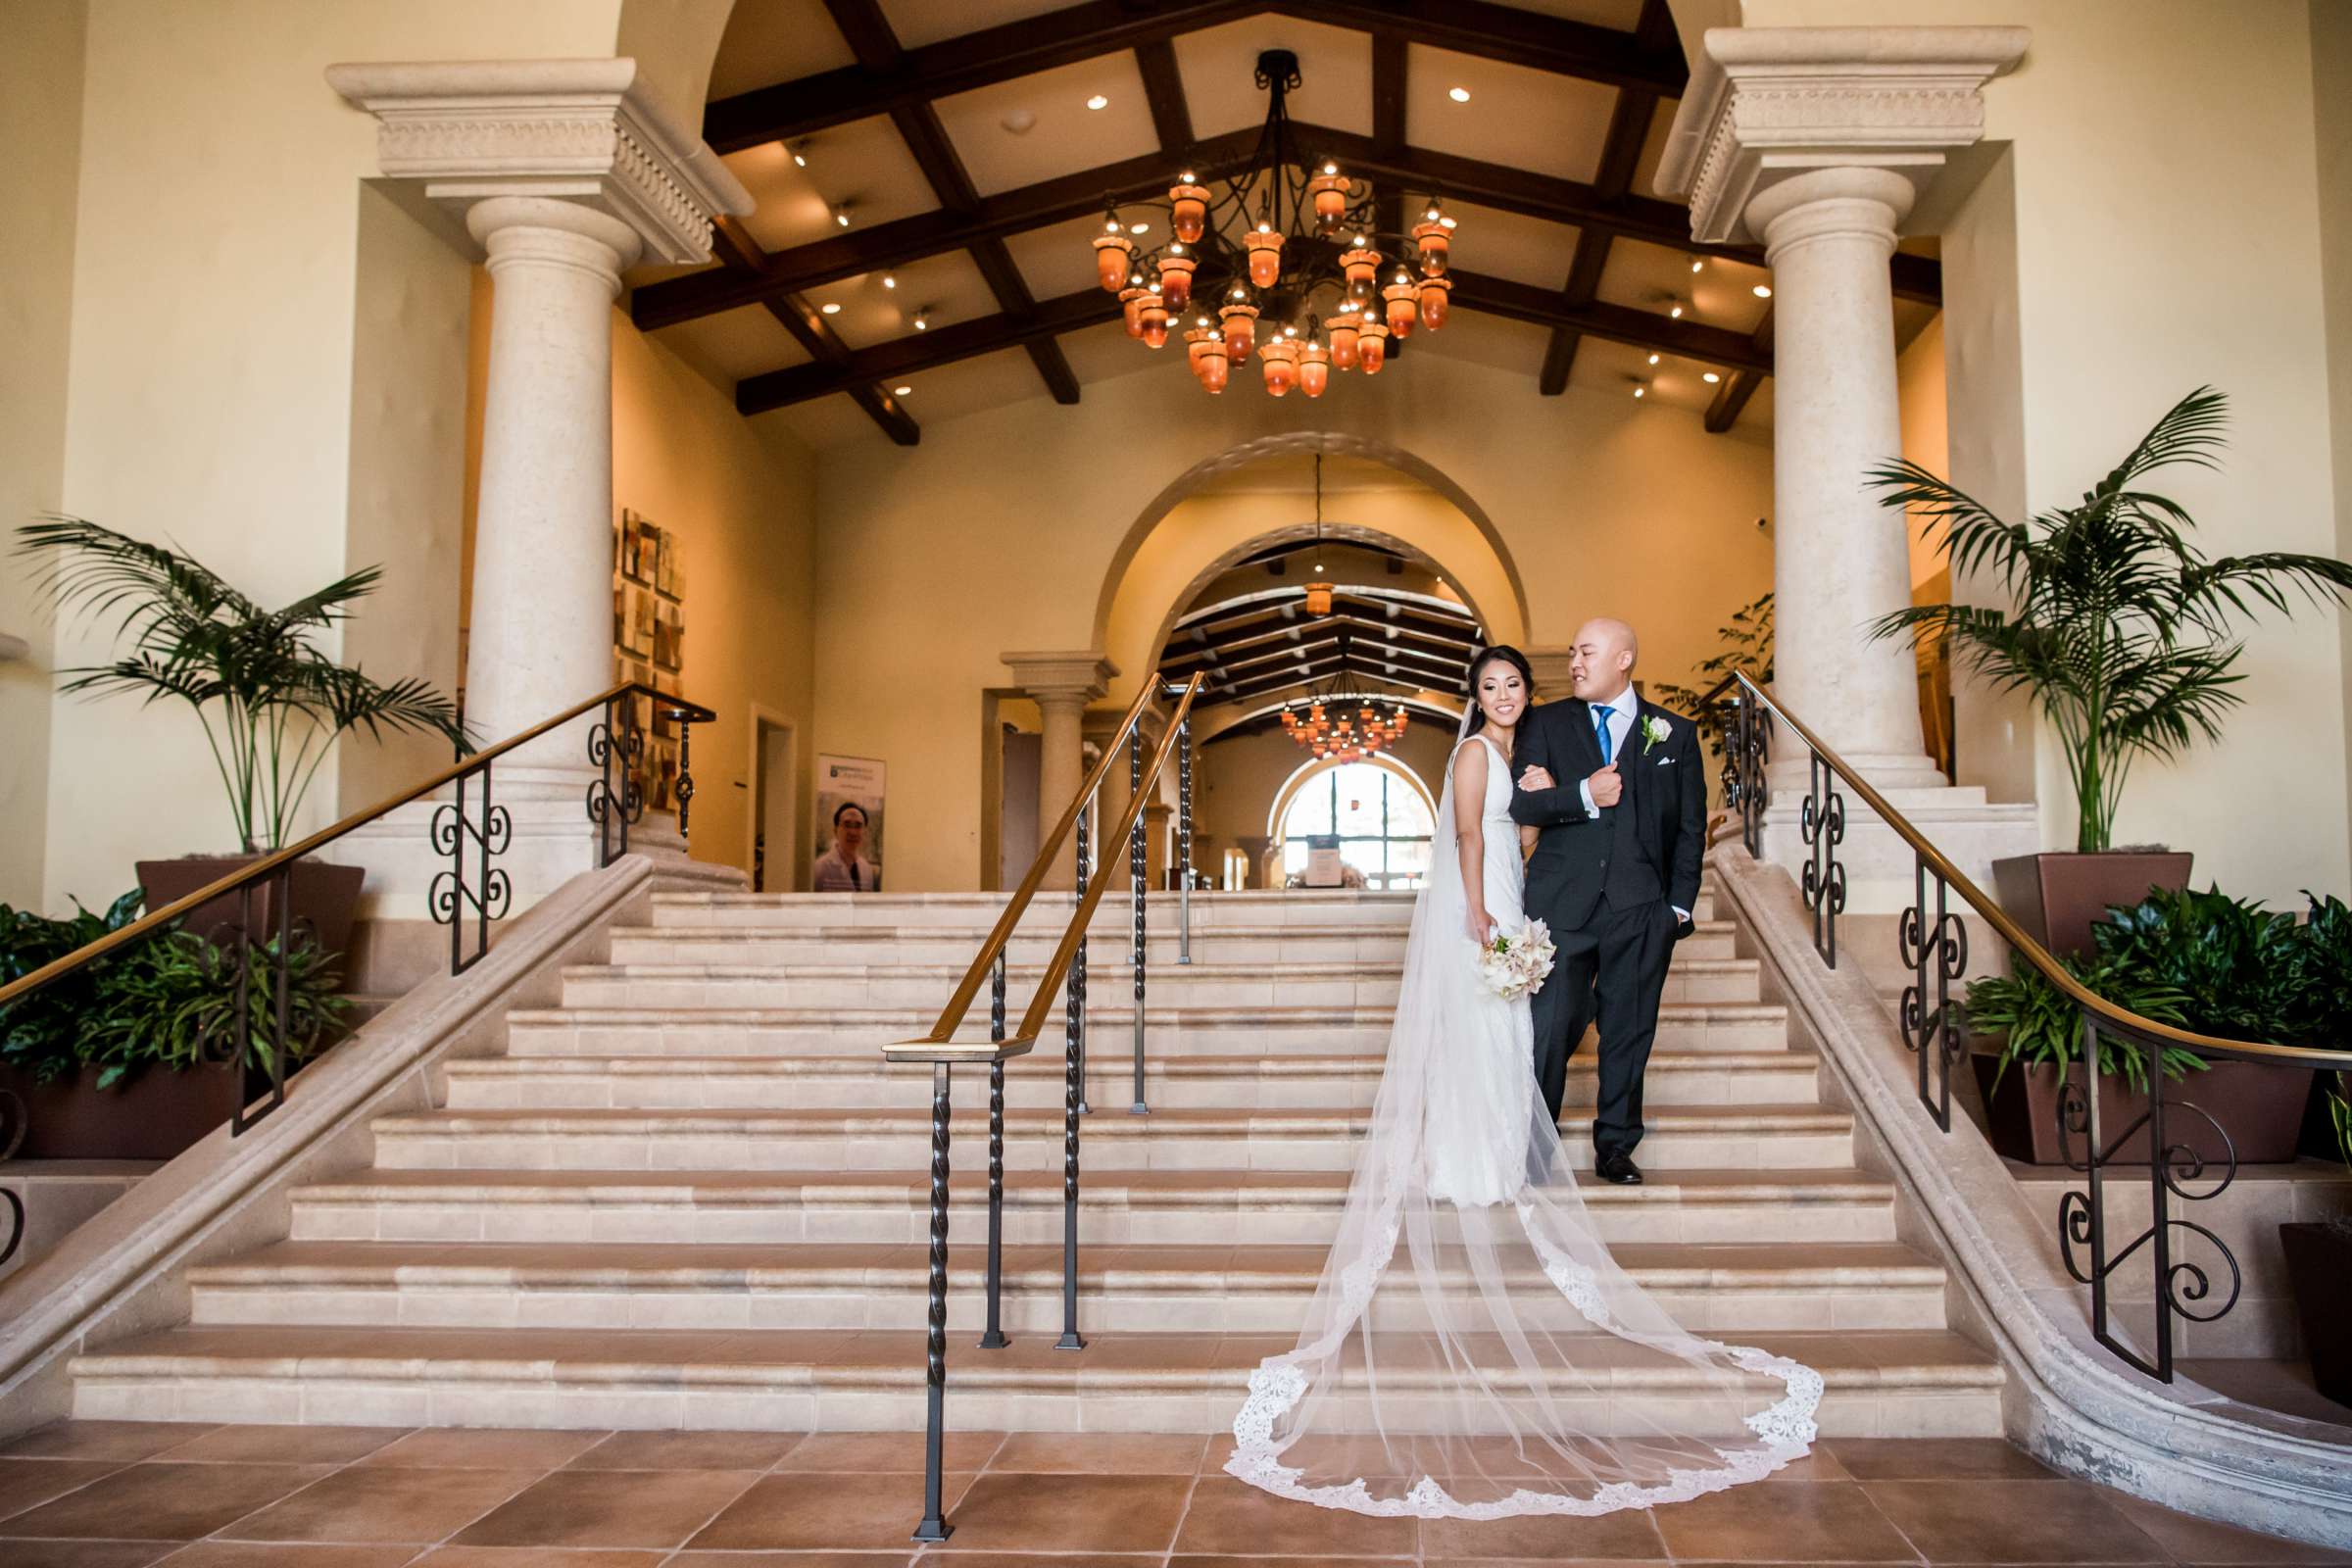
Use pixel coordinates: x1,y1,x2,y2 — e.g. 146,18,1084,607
1004,653,1115,890
1657,27,2039,908
326,60,753,909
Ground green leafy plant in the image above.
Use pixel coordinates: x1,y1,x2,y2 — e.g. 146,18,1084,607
2089,885,2313,1045
17,516,469,854
1864,389,2352,852
0,893,346,1090
1653,591,1774,764
1963,956,2202,1096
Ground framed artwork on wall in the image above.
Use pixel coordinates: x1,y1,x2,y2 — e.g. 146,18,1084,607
612,508,687,814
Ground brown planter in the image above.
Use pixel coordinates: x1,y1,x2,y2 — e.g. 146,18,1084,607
2278,1221,2352,1410
1974,1054,2314,1165
136,856,366,977
1991,850,2193,959
0,1061,241,1160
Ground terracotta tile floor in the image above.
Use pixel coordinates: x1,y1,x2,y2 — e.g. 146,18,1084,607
0,1426,2344,1566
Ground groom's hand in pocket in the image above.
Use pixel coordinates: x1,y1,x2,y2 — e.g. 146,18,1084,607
1587,762,1623,809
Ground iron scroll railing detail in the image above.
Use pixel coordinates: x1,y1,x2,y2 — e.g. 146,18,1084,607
1058,799,1090,1351
0,1087,26,1271
586,701,647,864
979,955,1009,1351
1710,668,2348,1387
2057,1010,2243,1384
1130,725,1152,1115
0,680,719,1147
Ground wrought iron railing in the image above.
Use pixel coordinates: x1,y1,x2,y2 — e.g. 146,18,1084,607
883,673,1201,1542
1707,669,2351,1385
0,681,713,1147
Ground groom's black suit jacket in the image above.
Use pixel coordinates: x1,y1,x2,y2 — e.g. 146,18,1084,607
1506,695,1705,934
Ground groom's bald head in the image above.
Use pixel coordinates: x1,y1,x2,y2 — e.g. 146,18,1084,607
1569,618,1638,703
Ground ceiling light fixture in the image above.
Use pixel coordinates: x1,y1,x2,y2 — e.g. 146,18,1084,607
1448,86,1471,102
894,385,912,396
881,273,897,290
1086,93,1109,110
1669,302,1686,319
1702,370,1722,384
832,204,853,228
1753,283,1773,298
1633,384,1647,399
1093,49,1459,399
1690,258,1703,273
912,307,931,331
819,302,842,315
1647,353,1660,366
791,141,809,168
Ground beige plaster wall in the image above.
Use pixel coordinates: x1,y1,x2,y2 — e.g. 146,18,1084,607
1895,312,1950,591
38,0,627,908
808,353,1776,892
610,308,820,885
2315,0,2352,864
1745,0,2351,902
0,0,84,911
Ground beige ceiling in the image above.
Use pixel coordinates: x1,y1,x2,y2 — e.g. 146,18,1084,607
655,0,1928,451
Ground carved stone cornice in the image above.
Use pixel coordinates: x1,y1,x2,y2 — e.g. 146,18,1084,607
325,59,754,265
1004,652,1118,704
1655,26,2030,245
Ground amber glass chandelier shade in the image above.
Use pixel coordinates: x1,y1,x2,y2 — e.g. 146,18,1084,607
1308,172,1350,229
1140,293,1169,348
1093,233,1135,291
1121,284,1150,337
1358,319,1389,374
1341,247,1381,287
1219,302,1258,361
1328,314,1360,369
1300,341,1330,398
1419,275,1450,330
1259,337,1299,396
1412,220,1451,276
1169,182,1209,243
1303,579,1333,614
1157,253,1196,309
1383,278,1419,338
1245,229,1285,288
1198,346,1230,393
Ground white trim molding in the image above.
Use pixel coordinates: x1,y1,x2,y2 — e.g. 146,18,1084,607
324,58,755,265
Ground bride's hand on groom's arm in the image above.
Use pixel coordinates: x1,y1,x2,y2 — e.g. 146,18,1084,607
1517,765,1554,791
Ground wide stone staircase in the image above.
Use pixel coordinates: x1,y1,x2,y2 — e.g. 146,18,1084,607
68,887,2004,1435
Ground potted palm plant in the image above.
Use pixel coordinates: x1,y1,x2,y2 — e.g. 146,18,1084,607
1865,388,2352,956
17,516,467,964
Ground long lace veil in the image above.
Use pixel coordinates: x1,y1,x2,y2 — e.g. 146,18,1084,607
1227,705,1821,1519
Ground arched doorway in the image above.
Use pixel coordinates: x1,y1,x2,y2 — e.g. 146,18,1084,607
1268,753,1439,891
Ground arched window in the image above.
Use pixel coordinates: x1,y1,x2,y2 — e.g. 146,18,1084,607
1273,757,1438,891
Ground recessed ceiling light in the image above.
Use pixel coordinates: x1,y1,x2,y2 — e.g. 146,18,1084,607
913,308,931,331
1633,385,1646,399
791,142,809,168
1000,108,1037,135
1753,283,1773,298
881,274,897,290
894,385,912,396
1690,258,1703,273
1702,370,1722,384
1669,303,1685,319
819,302,841,315
1647,353,1660,366
1086,94,1109,111
1448,86,1471,102
832,204,852,227
1130,221,1149,235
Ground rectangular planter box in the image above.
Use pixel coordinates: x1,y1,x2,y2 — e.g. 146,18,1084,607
1975,1054,2314,1166
2278,1221,2352,1411
1992,851,2193,960
136,856,366,980
0,1062,242,1161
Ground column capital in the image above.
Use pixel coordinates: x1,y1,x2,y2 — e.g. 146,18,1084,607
325,57,754,264
1656,25,2029,245
1003,651,1117,705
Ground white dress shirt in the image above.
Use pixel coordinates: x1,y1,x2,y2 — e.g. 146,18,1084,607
1575,686,1688,925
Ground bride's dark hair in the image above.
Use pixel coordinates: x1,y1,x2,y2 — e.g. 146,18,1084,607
1464,644,1536,733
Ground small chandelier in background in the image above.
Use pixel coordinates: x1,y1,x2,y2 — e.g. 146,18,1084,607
1090,49,1459,398
1281,689,1409,763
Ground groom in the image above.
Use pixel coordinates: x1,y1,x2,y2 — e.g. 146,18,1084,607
1508,617,1703,1186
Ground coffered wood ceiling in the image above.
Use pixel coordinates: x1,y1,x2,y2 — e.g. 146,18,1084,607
642,0,1943,446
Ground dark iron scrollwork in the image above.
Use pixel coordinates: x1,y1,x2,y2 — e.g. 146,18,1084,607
2054,1008,2242,1383
1059,800,1090,1350
1797,750,1846,968
586,697,648,866
0,1086,27,1270
1726,689,1770,860
429,762,514,974
1898,854,1970,1130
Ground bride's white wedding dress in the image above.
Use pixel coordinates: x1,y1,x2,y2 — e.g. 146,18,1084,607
1227,727,1821,1519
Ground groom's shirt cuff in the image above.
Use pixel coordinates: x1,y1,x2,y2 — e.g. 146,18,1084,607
1673,906,1690,923
1578,780,1596,816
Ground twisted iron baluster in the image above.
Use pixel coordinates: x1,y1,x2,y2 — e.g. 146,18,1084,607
1058,801,1089,1351
913,1060,954,1541
1073,802,1091,1117
979,954,1008,1350
1131,726,1150,1115
1177,712,1194,964
675,711,696,842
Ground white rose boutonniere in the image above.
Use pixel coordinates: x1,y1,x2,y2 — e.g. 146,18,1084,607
1640,714,1671,756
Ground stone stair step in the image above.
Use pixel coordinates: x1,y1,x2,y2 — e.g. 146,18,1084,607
645,890,1719,932
289,1166,1900,1248
502,1003,1795,1058
554,958,1767,1012
185,1238,1953,1336
606,921,1741,967
70,1322,1998,1437
439,1049,1823,1111
367,1103,1855,1174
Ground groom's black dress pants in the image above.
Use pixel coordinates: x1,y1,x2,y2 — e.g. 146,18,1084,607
1531,893,1678,1158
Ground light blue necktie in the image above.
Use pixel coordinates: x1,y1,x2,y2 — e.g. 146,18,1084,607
1593,705,1615,765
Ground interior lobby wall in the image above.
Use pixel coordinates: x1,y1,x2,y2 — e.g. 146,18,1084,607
807,354,1776,892
38,0,627,910
1744,0,2350,905
1895,312,1950,591
0,0,84,912
2314,0,2352,865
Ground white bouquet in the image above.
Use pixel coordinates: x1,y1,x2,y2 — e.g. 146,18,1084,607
1476,919,1555,1001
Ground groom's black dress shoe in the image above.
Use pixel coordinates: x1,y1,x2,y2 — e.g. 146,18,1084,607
1595,1152,1644,1186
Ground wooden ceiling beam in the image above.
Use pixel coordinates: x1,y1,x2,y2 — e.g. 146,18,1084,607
705,0,1683,152
1447,269,1773,374
1135,37,1196,155
736,285,1123,415
1705,305,1772,434
711,216,918,444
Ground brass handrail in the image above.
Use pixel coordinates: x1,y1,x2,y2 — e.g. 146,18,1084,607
1727,670,2351,1068
901,676,1163,1048
0,681,714,1008
1008,675,1204,1047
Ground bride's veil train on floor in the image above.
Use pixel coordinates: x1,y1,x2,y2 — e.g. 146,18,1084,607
1227,708,1822,1520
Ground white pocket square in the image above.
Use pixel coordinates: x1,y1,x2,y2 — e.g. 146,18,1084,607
1656,756,1674,764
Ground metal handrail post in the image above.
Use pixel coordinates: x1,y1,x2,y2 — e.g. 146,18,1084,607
1130,725,1150,1115
913,1059,954,1543
979,953,1008,1349
1177,706,1194,963
1058,798,1089,1350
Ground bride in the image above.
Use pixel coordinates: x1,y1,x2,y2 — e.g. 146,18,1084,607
1227,644,1821,1519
